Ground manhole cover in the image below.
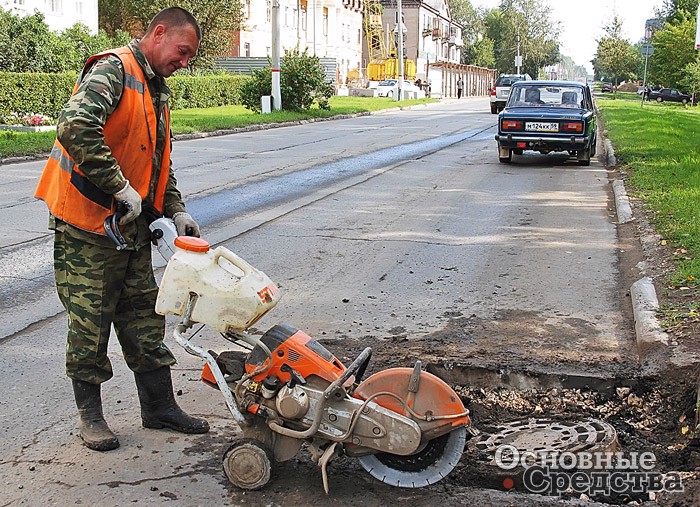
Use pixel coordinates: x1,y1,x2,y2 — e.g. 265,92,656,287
469,417,618,467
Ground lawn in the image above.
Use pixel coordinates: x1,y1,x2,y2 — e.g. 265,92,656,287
597,98,700,321
0,96,435,159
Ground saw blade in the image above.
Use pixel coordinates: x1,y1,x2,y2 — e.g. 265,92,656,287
357,426,466,488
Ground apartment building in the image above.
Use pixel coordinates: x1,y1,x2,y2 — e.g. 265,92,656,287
235,0,364,85
0,0,98,33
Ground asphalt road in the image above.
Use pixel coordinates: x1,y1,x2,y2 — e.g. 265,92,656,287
0,97,636,506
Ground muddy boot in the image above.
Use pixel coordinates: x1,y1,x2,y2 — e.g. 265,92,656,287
134,366,209,434
72,379,120,451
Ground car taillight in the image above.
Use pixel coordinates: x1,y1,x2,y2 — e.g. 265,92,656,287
501,120,522,130
491,86,496,96
562,122,583,133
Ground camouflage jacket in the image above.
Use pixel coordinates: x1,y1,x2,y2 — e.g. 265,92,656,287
51,39,186,249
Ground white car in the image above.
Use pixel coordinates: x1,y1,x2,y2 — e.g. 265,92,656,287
376,79,420,98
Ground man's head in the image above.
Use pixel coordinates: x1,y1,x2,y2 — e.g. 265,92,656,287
139,7,201,77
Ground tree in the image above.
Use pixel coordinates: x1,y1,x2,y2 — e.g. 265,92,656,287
680,56,700,105
484,0,560,76
649,9,697,89
592,16,639,87
0,10,59,72
98,0,244,69
449,0,495,67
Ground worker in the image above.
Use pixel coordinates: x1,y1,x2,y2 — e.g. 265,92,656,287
457,78,464,99
34,7,209,452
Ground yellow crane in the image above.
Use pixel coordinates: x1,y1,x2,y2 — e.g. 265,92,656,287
363,0,415,81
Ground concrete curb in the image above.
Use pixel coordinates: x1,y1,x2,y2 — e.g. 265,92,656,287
605,135,669,374
612,179,633,224
630,277,669,360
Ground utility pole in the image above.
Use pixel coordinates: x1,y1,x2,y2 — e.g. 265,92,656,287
271,0,282,110
395,0,405,101
515,34,522,74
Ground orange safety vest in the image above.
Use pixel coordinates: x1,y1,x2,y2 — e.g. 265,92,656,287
35,46,171,235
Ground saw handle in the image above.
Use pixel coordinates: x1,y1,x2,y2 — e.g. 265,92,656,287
323,347,372,400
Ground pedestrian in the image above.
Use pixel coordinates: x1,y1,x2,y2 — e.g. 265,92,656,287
457,77,464,99
34,6,209,452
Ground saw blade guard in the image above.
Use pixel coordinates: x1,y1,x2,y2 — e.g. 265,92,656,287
352,366,470,440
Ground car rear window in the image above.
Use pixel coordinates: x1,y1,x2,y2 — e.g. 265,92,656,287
496,76,524,86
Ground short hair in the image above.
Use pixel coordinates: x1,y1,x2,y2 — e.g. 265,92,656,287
145,7,202,40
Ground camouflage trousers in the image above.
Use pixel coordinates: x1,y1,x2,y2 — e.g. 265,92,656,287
54,228,175,384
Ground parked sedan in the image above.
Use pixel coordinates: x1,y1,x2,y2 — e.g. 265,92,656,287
375,79,420,98
648,88,691,104
494,81,597,165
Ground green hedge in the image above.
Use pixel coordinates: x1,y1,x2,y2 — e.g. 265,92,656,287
0,72,77,118
168,74,248,110
0,72,249,118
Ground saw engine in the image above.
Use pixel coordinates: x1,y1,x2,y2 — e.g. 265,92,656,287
150,219,471,492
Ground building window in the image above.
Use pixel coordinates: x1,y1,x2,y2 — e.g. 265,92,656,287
284,6,289,27
300,0,307,31
244,42,250,57
357,28,361,45
293,8,298,29
76,0,83,15
323,7,328,36
266,0,271,22
243,0,251,19
49,0,62,13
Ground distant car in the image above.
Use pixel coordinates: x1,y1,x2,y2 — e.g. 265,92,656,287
648,87,691,104
376,79,420,98
494,80,597,166
601,82,614,93
490,74,532,114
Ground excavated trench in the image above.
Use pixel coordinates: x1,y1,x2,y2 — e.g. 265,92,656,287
313,318,700,505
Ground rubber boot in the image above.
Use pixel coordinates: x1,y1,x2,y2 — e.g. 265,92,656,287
134,366,209,434
72,379,120,451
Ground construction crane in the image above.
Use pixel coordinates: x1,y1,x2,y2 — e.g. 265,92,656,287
363,0,415,82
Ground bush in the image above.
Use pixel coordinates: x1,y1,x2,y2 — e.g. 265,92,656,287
239,50,334,113
0,72,76,118
168,73,247,110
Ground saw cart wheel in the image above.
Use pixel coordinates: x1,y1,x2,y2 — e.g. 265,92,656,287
223,439,272,490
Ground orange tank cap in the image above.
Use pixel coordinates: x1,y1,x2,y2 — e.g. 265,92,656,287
174,236,210,252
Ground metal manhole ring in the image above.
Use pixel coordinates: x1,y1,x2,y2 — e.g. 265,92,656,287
468,417,618,467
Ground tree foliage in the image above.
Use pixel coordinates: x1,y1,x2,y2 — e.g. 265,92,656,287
239,51,333,113
98,0,243,69
592,16,640,86
484,0,560,77
449,0,496,68
648,9,697,89
0,8,130,73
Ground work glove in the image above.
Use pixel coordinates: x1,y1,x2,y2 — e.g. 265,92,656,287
114,181,142,225
172,212,200,237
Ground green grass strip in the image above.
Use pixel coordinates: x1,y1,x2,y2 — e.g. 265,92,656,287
0,96,435,159
597,99,700,287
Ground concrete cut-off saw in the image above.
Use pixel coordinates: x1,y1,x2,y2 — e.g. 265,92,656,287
150,218,471,493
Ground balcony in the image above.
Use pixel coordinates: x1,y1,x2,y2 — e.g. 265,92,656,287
431,28,442,40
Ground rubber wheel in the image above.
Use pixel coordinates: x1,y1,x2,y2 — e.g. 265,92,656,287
498,147,512,163
656,97,663,103
682,99,688,104
577,145,591,166
490,103,497,114
223,439,272,490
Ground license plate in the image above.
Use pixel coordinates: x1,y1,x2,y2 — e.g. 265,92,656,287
525,122,559,132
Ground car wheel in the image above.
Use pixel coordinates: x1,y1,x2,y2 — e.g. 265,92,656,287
682,98,688,104
387,91,393,98
656,97,663,103
498,145,512,163
490,103,497,114
577,145,591,166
